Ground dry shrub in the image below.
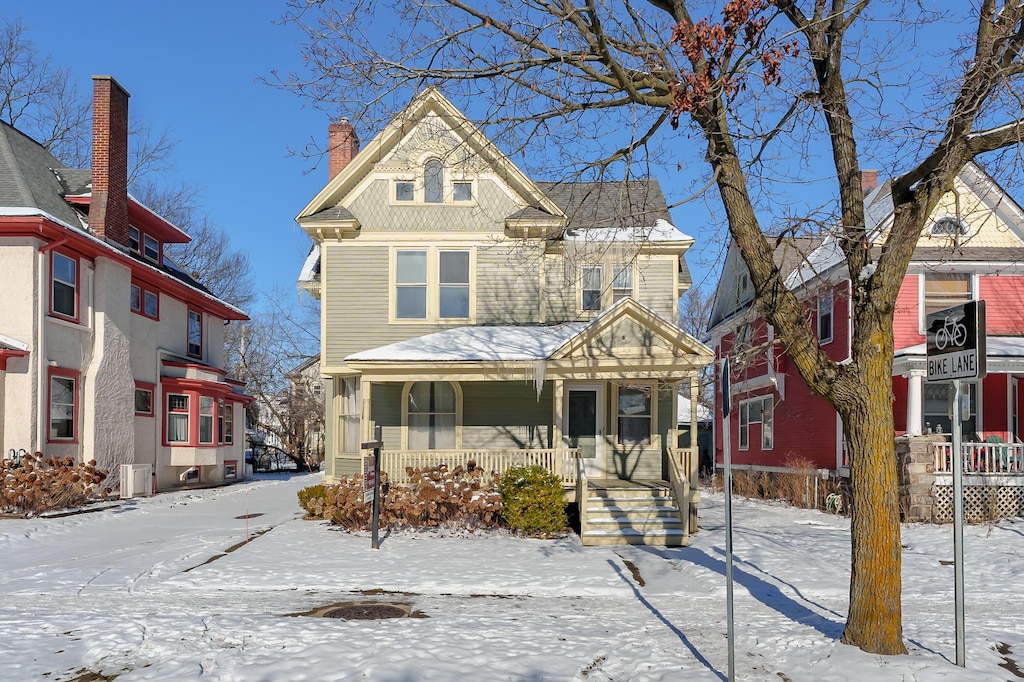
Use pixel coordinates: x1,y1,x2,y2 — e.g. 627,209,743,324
711,456,850,515
303,462,502,531
1,452,109,516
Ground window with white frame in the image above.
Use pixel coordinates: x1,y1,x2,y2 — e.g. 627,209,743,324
617,385,652,445
143,234,160,262
407,381,456,450
739,395,773,450
199,396,216,444
167,394,190,443
392,248,473,322
51,251,78,320
581,265,602,311
220,402,234,444
930,216,968,237
338,377,361,454
129,226,140,252
424,159,443,203
924,272,972,320
453,181,473,201
818,291,834,344
395,181,414,202
612,265,634,303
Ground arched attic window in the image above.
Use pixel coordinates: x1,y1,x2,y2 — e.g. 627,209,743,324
424,158,443,204
930,216,968,237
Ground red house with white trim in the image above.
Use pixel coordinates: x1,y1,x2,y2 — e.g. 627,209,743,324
708,164,1024,473
0,76,251,492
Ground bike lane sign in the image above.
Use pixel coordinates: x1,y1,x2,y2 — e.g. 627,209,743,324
926,301,986,382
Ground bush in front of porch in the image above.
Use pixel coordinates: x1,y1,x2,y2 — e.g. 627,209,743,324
498,465,567,536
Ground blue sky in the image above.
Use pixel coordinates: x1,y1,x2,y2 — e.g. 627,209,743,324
13,1,330,309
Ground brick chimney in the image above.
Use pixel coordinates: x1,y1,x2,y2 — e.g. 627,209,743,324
861,169,879,191
89,75,131,246
328,119,359,180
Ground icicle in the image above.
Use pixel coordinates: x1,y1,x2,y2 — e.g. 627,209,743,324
533,359,547,400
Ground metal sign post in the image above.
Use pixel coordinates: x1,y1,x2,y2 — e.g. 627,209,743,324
720,357,735,682
926,300,985,668
361,425,383,550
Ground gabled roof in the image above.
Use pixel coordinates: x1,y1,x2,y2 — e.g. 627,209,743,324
297,87,563,224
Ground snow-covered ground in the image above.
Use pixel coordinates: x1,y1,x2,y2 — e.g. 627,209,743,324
1,472,1021,681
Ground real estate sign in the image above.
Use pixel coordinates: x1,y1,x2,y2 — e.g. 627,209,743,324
926,300,987,382
363,454,376,503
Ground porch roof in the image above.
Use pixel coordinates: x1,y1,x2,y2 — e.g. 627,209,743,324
346,322,590,362
894,336,1024,374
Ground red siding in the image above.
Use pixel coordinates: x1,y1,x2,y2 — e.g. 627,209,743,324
893,275,923,349
981,373,1010,438
979,276,1024,335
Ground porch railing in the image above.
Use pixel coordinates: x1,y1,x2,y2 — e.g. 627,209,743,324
379,449,580,486
933,442,1024,474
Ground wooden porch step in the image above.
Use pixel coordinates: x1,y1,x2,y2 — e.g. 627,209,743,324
587,487,672,500
581,527,687,547
585,503,681,515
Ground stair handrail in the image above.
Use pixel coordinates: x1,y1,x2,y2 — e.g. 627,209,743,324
576,453,589,538
666,448,691,539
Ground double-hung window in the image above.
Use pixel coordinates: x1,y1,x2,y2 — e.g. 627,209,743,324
187,309,203,357
581,266,602,311
612,265,634,303
51,252,78,320
131,282,159,319
338,377,361,454
219,402,234,444
739,396,773,450
393,248,472,322
438,250,470,319
129,226,141,253
924,272,972,320
818,291,834,344
617,385,652,446
48,369,78,442
167,394,190,443
143,235,160,262
395,250,428,319
199,396,216,444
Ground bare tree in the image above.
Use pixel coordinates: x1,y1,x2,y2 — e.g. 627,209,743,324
275,0,1024,654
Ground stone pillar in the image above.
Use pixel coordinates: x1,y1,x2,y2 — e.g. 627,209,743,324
906,369,926,436
896,434,944,522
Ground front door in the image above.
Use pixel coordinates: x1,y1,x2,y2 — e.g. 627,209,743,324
566,383,605,477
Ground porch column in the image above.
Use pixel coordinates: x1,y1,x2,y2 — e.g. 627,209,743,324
552,378,564,449
906,369,925,436
689,373,700,483
361,380,374,442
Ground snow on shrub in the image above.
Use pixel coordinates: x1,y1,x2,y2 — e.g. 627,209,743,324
301,462,502,531
1,452,109,516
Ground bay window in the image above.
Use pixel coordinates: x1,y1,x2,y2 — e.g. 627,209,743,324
339,377,361,454
199,396,216,444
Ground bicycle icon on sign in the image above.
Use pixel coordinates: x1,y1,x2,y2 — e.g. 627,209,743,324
934,314,968,350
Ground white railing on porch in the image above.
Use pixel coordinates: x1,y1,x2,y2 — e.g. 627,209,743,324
379,449,580,486
933,442,1024,474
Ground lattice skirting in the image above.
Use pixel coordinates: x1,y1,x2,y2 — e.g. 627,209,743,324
932,485,1024,523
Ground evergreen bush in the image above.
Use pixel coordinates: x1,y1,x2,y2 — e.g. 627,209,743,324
498,465,566,536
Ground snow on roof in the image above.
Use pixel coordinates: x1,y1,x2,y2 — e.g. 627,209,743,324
896,336,1024,358
0,331,29,351
298,243,320,283
347,322,590,362
563,218,691,243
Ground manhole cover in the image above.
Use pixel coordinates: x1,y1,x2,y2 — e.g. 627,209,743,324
324,604,408,620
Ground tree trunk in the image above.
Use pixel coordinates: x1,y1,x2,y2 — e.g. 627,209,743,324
836,346,907,654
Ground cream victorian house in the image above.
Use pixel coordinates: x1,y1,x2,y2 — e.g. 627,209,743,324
296,89,713,545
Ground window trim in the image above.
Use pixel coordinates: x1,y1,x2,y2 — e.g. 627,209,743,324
50,250,79,323
130,281,159,320
424,158,444,204
920,272,974,333
581,265,603,312
930,214,969,237
389,246,476,323
47,367,80,443
128,226,141,253
198,396,216,445
224,460,238,480
143,234,161,263
187,308,203,358
615,383,654,446
166,393,191,444
134,381,155,417
337,377,361,455
401,380,463,450
818,290,834,345
738,395,773,451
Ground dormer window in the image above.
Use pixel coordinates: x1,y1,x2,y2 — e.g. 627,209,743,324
129,226,140,252
931,216,968,237
424,159,443,203
143,235,160,262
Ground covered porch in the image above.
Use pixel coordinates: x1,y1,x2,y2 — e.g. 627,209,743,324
326,299,715,504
